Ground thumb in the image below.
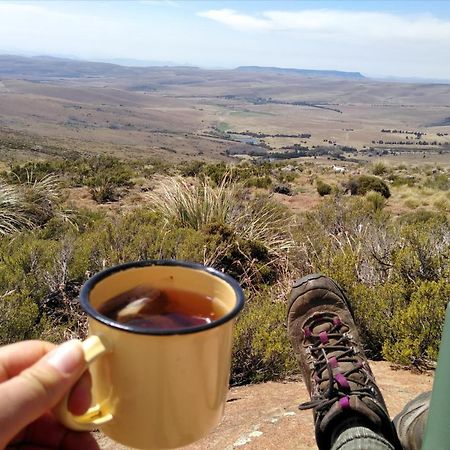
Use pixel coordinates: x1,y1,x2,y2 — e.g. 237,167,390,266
0,340,86,445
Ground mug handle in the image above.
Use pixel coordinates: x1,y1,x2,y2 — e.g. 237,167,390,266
53,335,114,431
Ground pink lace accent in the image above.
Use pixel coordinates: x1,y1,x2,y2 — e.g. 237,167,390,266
319,331,328,344
335,373,350,389
328,356,338,368
339,396,351,409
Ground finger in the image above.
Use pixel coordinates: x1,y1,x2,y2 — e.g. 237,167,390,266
11,413,98,450
13,413,66,448
67,370,92,415
9,381,94,445
0,341,55,382
14,435,100,450
0,340,86,448
62,430,100,450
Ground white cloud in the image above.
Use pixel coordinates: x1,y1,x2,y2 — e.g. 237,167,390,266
0,2,75,20
197,9,271,31
0,3,449,78
138,0,180,6
0,2,41,13
197,8,450,41
0,2,131,57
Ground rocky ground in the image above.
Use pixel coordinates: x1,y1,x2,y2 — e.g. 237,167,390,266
95,361,433,450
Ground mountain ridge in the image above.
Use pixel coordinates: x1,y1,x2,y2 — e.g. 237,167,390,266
0,54,364,80
236,65,365,80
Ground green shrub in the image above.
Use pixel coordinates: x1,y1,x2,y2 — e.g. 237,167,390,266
179,160,205,177
245,175,272,189
202,162,229,185
0,293,43,344
390,175,416,187
273,184,293,196
425,173,450,191
316,180,332,196
0,158,448,378
89,178,120,203
383,279,450,366
5,160,66,183
346,175,391,198
231,289,297,385
73,155,134,188
295,195,449,365
400,210,447,225
365,191,387,211
371,162,389,176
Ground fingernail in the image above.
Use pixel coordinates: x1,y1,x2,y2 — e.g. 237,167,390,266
46,340,83,375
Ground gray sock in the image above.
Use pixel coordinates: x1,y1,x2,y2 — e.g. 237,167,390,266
331,425,395,450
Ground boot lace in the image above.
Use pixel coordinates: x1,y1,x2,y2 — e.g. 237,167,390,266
299,318,375,413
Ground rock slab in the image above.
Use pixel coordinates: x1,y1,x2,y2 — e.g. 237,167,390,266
95,361,433,450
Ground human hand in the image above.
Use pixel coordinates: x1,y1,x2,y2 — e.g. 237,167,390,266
0,340,99,450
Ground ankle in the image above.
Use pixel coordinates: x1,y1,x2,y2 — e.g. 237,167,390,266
330,413,372,443
330,414,397,450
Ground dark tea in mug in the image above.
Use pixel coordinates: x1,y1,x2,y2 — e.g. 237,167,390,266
98,285,227,330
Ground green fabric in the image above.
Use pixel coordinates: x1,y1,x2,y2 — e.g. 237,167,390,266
422,303,450,450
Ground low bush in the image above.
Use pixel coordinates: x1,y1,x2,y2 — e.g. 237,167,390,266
297,196,449,364
365,191,387,211
383,279,450,367
245,175,272,189
273,184,293,196
5,160,66,183
316,180,332,196
0,292,44,344
389,175,416,187
231,289,297,385
0,165,448,380
371,162,389,176
89,177,120,203
346,175,391,198
424,173,450,191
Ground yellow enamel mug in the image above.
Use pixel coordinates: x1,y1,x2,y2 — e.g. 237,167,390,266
54,260,244,449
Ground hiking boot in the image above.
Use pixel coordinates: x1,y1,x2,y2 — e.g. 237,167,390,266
287,274,399,450
393,391,430,450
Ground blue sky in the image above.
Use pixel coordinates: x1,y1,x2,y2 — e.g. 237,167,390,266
1,1,450,79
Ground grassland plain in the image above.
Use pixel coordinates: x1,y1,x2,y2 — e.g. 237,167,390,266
0,56,450,163
0,57,449,386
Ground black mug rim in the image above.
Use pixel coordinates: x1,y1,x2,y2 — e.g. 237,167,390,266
80,259,245,335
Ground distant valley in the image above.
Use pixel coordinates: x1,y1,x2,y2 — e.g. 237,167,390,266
0,54,449,163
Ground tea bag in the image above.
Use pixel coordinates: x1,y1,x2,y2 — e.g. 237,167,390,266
115,287,163,321
99,285,164,322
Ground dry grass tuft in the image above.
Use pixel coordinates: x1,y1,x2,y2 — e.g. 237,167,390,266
147,175,296,265
0,181,30,235
147,175,237,230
